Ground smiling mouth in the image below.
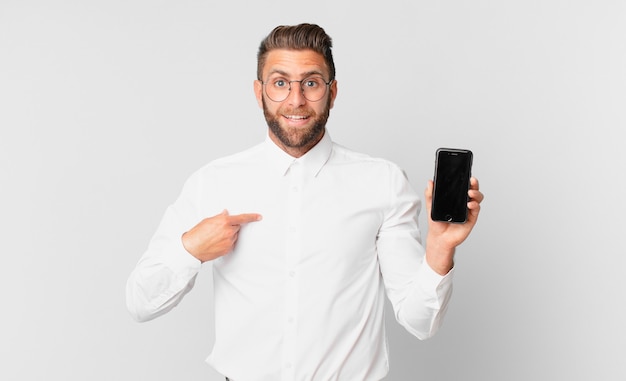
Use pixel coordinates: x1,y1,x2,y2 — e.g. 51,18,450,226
284,114,309,120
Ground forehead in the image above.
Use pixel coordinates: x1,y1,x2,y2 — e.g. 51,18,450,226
262,49,329,78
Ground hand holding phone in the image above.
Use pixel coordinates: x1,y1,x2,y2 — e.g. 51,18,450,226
431,148,473,223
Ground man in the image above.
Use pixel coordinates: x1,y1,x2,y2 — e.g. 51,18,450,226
127,23,483,381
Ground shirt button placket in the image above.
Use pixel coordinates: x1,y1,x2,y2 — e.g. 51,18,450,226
282,160,302,380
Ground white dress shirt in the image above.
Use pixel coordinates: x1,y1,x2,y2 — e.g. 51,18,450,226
126,131,454,381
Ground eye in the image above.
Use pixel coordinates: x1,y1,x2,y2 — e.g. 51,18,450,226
272,78,288,88
303,78,321,88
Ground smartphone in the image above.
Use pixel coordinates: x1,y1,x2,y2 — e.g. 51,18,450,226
431,148,473,223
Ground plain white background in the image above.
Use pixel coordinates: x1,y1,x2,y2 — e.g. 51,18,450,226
1,0,625,380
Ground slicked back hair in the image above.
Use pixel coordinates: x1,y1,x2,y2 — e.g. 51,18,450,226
257,23,336,81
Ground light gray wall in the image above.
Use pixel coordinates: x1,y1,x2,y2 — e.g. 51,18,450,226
1,1,624,380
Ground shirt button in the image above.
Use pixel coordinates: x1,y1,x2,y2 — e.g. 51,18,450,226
285,362,292,369
291,186,298,192
289,270,295,277
288,317,294,323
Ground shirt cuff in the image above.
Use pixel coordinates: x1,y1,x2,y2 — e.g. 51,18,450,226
420,259,455,289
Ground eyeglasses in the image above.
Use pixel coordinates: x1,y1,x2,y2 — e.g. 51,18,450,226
261,76,333,102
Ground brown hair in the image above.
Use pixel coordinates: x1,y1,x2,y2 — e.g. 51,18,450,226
257,23,336,81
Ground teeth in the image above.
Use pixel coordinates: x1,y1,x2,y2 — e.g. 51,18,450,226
286,115,307,120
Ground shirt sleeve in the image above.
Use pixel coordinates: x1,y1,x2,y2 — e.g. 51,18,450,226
126,172,203,323
376,163,455,340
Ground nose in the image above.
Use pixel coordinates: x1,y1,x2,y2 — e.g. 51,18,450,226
286,81,306,106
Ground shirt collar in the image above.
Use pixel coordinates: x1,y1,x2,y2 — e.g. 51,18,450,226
264,130,333,177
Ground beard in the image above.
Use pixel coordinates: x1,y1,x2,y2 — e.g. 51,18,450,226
262,96,331,149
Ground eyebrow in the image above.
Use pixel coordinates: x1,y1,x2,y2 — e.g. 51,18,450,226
267,69,325,79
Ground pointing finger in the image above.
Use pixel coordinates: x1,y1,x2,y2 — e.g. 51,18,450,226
228,213,263,226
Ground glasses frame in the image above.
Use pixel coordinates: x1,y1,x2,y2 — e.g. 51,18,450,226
260,77,334,102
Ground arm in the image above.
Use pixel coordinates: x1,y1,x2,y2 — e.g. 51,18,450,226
377,168,483,339
125,174,203,322
126,172,262,322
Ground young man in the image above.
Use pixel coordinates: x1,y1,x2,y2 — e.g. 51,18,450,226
127,23,483,381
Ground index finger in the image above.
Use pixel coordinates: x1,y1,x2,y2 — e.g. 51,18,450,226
228,213,263,225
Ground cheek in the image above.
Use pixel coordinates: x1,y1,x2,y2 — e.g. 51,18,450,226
265,102,281,117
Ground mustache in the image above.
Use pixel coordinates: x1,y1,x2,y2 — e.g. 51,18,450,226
279,107,314,117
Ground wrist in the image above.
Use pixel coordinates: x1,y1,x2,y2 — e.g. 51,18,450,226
181,232,203,262
425,236,455,275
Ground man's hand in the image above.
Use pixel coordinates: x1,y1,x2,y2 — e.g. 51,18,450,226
424,177,484,275
182,210,262,263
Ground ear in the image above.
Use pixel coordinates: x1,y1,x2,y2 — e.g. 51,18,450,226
254,80,263,108
328,80,338,109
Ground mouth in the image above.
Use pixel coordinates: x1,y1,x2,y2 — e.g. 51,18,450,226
282,114,311,126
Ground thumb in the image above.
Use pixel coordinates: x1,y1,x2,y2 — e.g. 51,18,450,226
424,180,434,205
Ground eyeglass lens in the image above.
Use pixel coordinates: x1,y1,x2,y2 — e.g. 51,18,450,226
264,77,329,102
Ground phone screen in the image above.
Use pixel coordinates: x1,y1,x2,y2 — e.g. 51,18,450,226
431,148,473,223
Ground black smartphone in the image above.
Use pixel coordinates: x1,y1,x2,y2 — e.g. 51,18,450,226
431,148,473,223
